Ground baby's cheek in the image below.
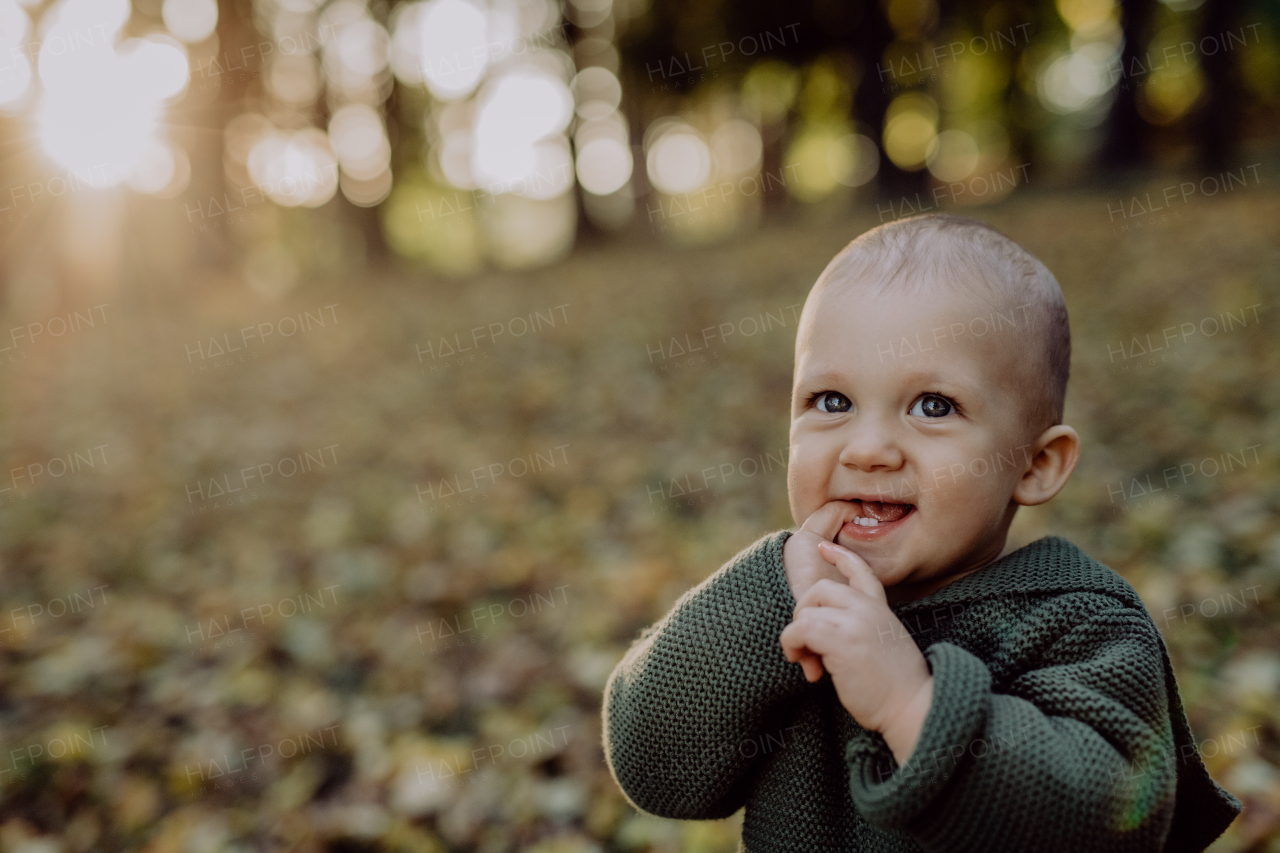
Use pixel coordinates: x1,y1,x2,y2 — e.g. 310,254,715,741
787,446,816,490
926,468,1007,533
921,475,981,526
785,460,804,522
787,461,819,521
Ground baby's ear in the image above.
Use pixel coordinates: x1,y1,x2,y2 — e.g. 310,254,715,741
1013,425,1080,507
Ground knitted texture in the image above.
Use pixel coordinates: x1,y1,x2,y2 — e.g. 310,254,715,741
601,531,1240,853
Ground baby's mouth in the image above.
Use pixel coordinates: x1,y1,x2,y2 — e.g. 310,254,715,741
847,499,914,527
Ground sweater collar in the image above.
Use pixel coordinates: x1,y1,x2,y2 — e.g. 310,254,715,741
890,535,1143,614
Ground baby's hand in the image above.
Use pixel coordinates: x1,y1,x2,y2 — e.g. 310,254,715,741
782,502,858,680
780,540,934,764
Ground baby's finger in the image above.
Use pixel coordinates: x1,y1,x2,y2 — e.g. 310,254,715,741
799,654,824,682
781,616,834,657
818,540,887,603
780,629,826,682
794,579,860,617
801,500,856,543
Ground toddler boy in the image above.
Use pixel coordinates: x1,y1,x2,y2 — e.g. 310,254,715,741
602,214,1240,852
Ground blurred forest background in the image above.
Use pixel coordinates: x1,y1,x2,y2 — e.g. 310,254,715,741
0,0,1277,850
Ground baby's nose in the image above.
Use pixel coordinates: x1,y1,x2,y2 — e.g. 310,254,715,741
837,420,904,471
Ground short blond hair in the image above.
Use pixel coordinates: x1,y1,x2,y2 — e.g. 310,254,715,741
810,213,1070,432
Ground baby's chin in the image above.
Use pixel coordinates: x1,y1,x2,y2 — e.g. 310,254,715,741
833,533,912,585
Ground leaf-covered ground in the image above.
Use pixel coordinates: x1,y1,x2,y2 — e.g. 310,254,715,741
0,178,1277,852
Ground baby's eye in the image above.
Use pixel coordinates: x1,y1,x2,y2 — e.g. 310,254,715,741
910,394,954,418
814,392,852,413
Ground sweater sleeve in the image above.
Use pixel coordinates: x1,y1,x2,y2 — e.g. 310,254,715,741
601,529,813,819
846,605,1179,853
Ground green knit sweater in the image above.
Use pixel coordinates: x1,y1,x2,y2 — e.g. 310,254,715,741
602,531,1240,852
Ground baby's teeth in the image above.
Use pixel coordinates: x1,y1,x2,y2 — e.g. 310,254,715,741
854,517,880,527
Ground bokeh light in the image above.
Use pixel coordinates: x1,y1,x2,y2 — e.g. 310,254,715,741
161,0,218,44
321,2,391,102
926,129,980,182
830,133,880,188
1137,24,1206,124
34,0,189,185
571,66,622,120
786,125,851,201
414,0,490,101
575,136,632,195
740,60,800,125
645,124,712,194
574,110,632,198
329,103,391,180
1038,42,1119,114
1055,0,1118,37
126,138,191,198
0,0,33,112
268,54,324,107
340,165,394,207
710,119,763,176
247,128,340,207
473,67,574,197
882,92,938,170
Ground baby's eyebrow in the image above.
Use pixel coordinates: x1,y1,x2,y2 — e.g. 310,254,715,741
894,368,982,394
793,365,984,399
793,369,848,387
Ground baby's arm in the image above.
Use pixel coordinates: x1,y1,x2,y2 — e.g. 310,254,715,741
845,601,1226,853
601,530,811,819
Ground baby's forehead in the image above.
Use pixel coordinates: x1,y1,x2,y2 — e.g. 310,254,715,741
797,274,1033,376
807,268,1013,333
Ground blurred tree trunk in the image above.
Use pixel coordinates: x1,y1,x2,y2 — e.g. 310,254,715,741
852,0,928,205
1100,0,1156,169
1194,0,1245,170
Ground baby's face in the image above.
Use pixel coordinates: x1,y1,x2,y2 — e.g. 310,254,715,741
788,278,1037,591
